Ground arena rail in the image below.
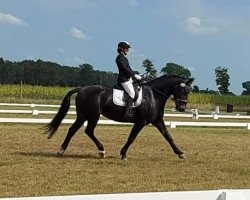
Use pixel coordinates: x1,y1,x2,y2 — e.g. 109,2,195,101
0,103,75,108
1,109,250,120
1,102,250,119
0,118,249,130
0,189,250,200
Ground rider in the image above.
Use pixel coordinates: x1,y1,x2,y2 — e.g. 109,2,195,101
116,41,142,118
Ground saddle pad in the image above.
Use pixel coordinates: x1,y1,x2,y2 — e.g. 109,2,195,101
113,88,143,107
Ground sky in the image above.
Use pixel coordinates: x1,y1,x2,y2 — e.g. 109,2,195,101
0,0,250,95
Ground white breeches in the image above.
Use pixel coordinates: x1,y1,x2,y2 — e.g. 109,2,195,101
121,78,135,99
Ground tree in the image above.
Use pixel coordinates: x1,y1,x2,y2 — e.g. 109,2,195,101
241,81,250,95
214,66,230,95
161,63,191,79
0,57,4,65
199,88,219,94
77,63,95,86
192,85,199,93
142,59,157,81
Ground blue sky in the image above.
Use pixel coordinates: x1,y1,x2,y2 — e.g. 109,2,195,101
0,0,250,94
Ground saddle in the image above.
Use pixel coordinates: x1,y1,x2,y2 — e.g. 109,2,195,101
112,82,143,107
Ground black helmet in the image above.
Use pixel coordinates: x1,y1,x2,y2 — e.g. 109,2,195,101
118,41,131,49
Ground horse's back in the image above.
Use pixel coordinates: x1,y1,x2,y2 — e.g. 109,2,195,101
75,85,106,116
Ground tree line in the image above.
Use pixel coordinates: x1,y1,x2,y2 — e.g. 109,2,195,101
0,58,117,87
142,59,250,96
0,57,249,95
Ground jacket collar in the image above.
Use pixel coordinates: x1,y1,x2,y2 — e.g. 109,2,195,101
120,52,127,57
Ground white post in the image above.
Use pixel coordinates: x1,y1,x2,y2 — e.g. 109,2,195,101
247,123,250,130
170,122,176,128
213,114,218,119
215,106,220,114
32,109,39,116
31,103,35,108
191,109,199,119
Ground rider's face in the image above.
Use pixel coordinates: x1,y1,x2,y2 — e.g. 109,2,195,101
123,48,129,55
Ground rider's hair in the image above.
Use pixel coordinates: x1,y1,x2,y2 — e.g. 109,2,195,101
117,47,123,53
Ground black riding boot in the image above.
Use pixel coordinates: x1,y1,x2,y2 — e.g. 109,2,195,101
125,96,134,118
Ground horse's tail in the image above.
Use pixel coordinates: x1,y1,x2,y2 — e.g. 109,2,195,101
44,87,81,139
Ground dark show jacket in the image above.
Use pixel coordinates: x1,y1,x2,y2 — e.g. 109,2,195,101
116,53,135,83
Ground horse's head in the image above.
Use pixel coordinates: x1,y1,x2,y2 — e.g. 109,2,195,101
172,78,194,112
148,75,194,112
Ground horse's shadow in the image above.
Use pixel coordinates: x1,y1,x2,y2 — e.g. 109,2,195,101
14,151,102,159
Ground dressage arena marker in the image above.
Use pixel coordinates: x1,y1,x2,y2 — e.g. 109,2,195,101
0,189,250,200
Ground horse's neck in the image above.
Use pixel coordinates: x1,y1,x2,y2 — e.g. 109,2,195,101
143,86,168,110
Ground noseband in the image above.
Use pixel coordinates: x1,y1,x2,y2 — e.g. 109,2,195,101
174,83,192,104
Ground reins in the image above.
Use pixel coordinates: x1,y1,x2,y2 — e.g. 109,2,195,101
137,78,189,104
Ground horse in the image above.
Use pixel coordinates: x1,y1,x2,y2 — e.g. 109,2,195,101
45,75,194,160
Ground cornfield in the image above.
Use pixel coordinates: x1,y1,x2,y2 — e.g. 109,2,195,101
189,93,250,106
0,84,71,101
0,84,250,108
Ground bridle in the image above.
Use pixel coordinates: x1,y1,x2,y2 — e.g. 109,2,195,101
149,84,190,104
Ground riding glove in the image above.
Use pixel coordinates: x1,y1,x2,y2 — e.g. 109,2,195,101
134,74,142,80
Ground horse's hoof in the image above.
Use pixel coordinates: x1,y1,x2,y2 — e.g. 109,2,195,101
121,155,127,161
57,148,65,157
98,151,106,158
57,152,63,157
179,154,186,159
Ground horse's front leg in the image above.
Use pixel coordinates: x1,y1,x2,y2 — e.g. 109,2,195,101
152,119,185,159
120,121,146,160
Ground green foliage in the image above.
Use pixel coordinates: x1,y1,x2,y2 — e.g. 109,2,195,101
0,58,117,87
189,93,250,106
241,81,250,95
214,66,230,95
0,84,71,100
192,85,199,93
161,63,191,79
1,84,250,107
142,59,157,81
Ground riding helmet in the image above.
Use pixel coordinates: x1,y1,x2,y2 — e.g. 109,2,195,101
118,41,131,49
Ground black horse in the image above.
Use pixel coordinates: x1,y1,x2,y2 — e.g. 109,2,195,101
45,75,194,160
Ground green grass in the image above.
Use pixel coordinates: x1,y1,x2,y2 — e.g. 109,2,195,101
0,124,250,197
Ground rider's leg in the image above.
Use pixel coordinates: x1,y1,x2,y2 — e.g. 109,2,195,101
121,79,135,118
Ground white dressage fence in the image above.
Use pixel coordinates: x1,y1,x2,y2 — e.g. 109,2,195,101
0,103,75,108
1,102,250,119
0,103,250,129
1,108,250,120
1,189,250,200
0,118,249,130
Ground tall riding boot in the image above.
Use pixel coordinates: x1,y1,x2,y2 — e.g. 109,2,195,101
125,96,134,118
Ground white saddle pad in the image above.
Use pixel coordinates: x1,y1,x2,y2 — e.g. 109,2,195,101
113,88,143,107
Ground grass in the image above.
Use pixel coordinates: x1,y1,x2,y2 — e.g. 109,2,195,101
0,124,250,197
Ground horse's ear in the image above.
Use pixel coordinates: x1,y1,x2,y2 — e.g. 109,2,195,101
186,77,195,85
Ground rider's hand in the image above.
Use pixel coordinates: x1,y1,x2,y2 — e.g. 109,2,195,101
134,74,142,80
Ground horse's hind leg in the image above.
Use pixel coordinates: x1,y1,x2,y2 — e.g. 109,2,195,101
58,115,85,156
85,119,105,158
120,121,146,160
